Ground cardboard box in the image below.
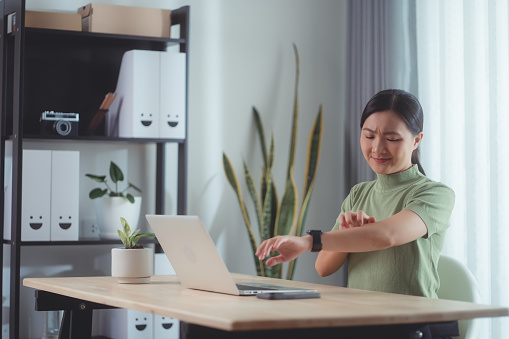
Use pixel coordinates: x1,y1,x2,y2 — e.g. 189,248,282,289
78,3,171,38
25,11,81,31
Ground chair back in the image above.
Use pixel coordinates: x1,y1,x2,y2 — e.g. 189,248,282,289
437,255,482,339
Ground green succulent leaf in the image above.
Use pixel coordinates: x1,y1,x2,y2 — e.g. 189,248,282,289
128,182,142,193
125,193,135,204
85,174,106,183
120,217,131,237
89,188,108,199
110,161,124,183
132,232,155,248
117,230,128,247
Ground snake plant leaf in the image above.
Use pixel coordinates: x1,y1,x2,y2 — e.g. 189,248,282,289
110,161,124,183
261,133,275,200
243,160,262,233
223,153,265,276
261,173,273,242
287,108,323,280
268,132,275,170
253,107,268,169
286,43,300,178
85,174,106,183
274,167,298,236
89,188,108,199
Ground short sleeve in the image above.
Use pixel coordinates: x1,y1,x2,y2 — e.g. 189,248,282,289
331,186,356,231
404,183,455,238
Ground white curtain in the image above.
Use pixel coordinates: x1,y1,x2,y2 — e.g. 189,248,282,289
416,0,509,337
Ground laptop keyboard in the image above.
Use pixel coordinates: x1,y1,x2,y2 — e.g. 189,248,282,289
236,284,275,291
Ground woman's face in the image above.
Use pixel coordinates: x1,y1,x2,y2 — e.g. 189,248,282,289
360,110,423,175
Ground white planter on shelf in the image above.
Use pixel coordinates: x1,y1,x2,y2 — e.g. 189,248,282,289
94,196,142,239
111,247,153,284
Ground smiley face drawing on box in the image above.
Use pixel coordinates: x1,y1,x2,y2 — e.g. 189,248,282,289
58,215,73,230
140,112,154,127
28,215,44,230
165,113,179,128
134,316,149,331
155,316,179,338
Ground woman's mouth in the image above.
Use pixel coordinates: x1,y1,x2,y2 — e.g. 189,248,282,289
372,157,390,163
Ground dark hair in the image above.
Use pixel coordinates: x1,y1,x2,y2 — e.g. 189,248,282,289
360,89,425,175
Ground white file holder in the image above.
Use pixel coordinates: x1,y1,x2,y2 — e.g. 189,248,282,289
107,50,160,138
50,150,80,241
159,52,186,139
21,150,52,241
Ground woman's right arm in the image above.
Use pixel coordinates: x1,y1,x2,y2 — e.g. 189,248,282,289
315,210,376,277
315,251,348,277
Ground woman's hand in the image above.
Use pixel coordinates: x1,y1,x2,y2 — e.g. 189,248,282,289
338,210,376,229
256,235,311,267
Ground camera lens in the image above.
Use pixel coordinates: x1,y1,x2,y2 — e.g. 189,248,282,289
54,120,72,136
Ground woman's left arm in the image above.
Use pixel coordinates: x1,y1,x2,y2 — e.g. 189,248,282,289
257,209,427,266
320,209,427,253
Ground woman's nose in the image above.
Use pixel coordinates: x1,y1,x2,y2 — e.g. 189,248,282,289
372,138,385,153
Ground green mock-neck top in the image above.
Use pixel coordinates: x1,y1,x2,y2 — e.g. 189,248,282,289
332,165,455,298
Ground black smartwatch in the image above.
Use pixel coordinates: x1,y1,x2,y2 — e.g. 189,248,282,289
306,230,323,252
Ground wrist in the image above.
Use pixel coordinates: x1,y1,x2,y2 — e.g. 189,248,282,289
304,234,313,252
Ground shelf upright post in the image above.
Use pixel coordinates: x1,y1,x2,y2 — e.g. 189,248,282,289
171,6,189,216
5,0,24,338
0,0,5,334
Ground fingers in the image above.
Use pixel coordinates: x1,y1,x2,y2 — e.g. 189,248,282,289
337,210,376,229
266,256,283,267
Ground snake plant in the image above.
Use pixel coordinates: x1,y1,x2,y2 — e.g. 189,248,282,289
223,44,323,280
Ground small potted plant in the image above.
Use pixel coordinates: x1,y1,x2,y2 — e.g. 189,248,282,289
86,161,142,239
111,217,155,284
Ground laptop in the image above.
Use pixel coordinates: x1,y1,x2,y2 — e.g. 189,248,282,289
145,214,318,296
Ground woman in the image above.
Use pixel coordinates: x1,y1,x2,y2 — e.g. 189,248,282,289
256,89,455,299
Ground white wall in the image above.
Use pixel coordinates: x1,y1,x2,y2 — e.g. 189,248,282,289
18,0,349,336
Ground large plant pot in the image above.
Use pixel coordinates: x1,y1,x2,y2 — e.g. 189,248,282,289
111,247,153,283
94,196,142,239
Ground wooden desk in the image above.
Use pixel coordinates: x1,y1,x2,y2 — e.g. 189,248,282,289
24,274,508,339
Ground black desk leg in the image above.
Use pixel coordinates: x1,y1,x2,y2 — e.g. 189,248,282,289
58,306,93,339
34,290,116,339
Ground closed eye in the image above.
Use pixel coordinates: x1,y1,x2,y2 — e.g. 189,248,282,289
387,139,401,142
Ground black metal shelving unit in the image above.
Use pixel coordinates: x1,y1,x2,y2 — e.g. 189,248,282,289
0,3,189,338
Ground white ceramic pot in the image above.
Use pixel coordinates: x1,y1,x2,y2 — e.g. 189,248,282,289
111,247,153,284
94,196,142,239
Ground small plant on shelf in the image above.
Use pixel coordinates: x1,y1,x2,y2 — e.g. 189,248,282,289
117,217,154,249
86,161,142,203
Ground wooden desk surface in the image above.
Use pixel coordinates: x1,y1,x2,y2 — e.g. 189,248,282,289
23,273,508,332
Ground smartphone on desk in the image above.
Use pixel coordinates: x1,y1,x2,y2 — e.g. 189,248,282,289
257,292,321,300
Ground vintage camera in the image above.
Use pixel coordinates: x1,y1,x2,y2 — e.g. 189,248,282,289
40,111,79,137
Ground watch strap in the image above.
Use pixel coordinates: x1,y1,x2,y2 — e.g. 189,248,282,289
306,230,323,252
